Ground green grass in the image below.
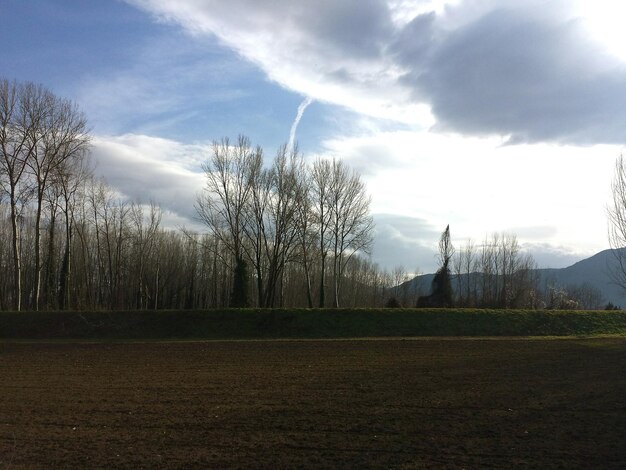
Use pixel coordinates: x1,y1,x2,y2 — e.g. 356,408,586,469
2,308,626,340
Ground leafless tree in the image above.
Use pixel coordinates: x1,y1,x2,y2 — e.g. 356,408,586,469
0,79,89,310
56,153,91,309
391,265,411,306
453,239,476,307
608,154,626,294
327,158,374,307
0,80,40,310
293,157,317,307
471,233,538,308
28,90,89,310
130,201,162,309
310,158,333,307
257,146,303,307
195,136,259,307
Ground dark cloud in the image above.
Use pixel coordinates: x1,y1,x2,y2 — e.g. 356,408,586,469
391,12,436,67
299,0,393,59
395,6,626,144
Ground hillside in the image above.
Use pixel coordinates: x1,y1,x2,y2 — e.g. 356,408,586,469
535,249,626,307
401,249,626,308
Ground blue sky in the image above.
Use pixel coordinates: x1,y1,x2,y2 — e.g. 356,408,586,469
2,0,626,273
0,0,332,149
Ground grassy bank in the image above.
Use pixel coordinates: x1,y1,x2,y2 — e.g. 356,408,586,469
1,308,626,340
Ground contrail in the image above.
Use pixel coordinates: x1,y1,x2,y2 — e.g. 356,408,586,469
288,96,313,152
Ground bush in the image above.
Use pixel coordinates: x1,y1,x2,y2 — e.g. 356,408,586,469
385,297,402,308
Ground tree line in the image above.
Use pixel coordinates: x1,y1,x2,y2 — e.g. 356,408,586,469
194,136,374,308
1,78,607,311
0,79,384,310
0,173,392,311
391,228,605,310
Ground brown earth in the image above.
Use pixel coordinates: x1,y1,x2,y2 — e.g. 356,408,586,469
1,338,625,468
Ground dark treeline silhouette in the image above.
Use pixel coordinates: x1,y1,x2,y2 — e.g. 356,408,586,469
0,79,390,311
390,230,605,310
0,140,393,311
0,181,392,311
194,136,375,308
0,78,607,311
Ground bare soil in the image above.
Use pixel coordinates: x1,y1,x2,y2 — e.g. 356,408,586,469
1,338,625,468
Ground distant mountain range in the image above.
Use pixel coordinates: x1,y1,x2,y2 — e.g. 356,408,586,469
401,249,626,308
534,249,626,307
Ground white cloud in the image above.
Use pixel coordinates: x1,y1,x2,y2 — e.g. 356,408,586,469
91,134,207,223
126,0,626,144
126,0,433,126
314,128,618,269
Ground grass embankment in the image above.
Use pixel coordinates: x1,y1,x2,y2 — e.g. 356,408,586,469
1,308,626,340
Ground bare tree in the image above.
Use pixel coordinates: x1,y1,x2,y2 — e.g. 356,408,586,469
86,179,130,309
257,146,303,307
293,157,317,308
327,158,374,307
195,136,259,307
453,239,476,306
0,79,89,310
310,158,333,307
130,201,162,309
391,265,411,306
469,232,538,308
608,154,626,293
28,90,89,310
56,153,91,309
0,80,42,310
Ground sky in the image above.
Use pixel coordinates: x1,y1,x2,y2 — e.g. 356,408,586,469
1,0,625,273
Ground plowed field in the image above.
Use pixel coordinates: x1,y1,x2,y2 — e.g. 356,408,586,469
1,338,625,468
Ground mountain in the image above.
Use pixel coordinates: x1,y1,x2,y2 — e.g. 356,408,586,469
535,249,626,307
398,249,626,308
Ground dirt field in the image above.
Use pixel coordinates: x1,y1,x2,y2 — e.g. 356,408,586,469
1,338,625,468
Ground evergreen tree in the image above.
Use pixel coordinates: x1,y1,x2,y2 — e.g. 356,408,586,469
230,257,249,307
418,225,454,307
432,225,454,307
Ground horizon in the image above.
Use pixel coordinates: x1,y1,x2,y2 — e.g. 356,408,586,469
2,1,626,272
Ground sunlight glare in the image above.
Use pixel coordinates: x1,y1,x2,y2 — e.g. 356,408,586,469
576,0,626,62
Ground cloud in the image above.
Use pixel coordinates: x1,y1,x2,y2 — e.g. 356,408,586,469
91,134,207,223
409,5,626,144
372,213,441,272
126,0,626,145
288,97,314,151
372,213,592,273
314,127,618,268
125,0,432,126
520,242,591,269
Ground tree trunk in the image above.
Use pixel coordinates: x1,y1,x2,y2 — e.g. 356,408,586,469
319,253,326,308
303,263,313,308
45,209,57,309
33,191,44,311
9,190,21,311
